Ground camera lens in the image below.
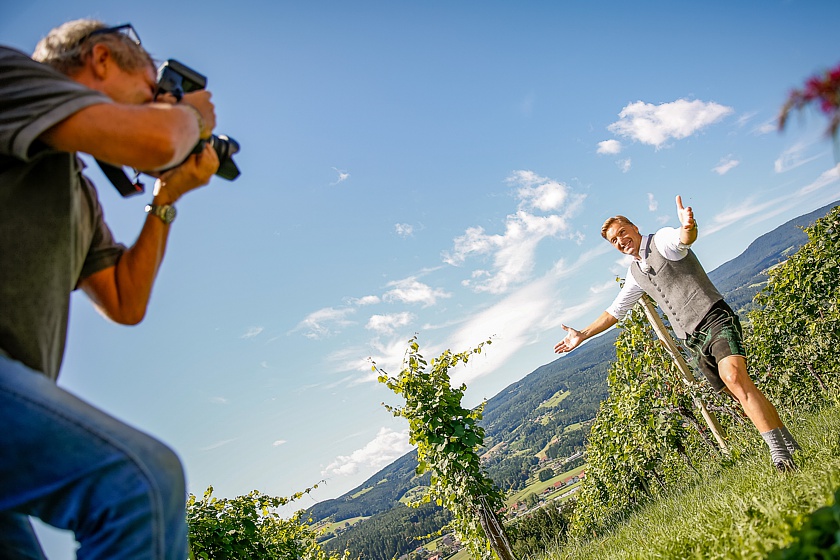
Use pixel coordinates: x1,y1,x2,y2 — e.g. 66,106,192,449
210,135,241,180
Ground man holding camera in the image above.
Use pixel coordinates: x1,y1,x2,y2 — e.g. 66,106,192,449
554,196,799,472
0,19,218,558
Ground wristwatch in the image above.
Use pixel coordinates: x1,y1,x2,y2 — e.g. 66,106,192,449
145,203,177,224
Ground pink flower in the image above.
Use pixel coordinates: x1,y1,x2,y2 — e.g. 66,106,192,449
779,61,840,138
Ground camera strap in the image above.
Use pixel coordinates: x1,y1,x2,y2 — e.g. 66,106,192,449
95,159,145,197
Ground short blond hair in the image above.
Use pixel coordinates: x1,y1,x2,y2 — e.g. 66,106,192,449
32,19,153,76
601,215,635,240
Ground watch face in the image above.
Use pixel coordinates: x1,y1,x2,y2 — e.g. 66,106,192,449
147,204,176,223
162,206,176,223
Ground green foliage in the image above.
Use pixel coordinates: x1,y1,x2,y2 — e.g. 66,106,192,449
507,501,573,559
376,336,507,559
569,306,735,538
538,468,555,482
748,205,840,411
769,486,840,559
187,485,345,560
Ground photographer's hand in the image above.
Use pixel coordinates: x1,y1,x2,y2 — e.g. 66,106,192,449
153,142,220,205
181,90,216,139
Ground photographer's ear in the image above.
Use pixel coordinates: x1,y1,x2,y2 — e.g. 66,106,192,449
88,43,114,80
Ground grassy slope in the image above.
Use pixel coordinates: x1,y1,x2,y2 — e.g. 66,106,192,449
544,404,840,560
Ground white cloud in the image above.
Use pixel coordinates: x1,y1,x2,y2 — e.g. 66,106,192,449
382,277,451,307
618,158,632,173
395,223,414,237
321,427,412,477
454,213,571,294
755,121,777,135
704,164,839,235
590,279,620,294
200,438,237,452
347,295,381,306
774,141,821,173
597,139,622,155
210,396,228,404
736,111,757,128
331,167,350,185
273,440,287,447
322,344,380,382
443,171,585,294
366,312,416,335
799,163,840,195
607,99,734,148
713,156,740,175
705,196,773,235
294,307,356,339
512,174,571,212
241,326,264,339
647,192,658,212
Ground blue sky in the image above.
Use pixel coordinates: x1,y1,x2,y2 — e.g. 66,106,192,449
4,0,840,556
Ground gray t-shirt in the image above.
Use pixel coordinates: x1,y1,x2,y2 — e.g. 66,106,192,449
0,46,126,380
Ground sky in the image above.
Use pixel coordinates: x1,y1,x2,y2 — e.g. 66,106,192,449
3,0,840,556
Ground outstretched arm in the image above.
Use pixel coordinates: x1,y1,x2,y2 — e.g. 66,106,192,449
675,195,698,245
554,311,618,354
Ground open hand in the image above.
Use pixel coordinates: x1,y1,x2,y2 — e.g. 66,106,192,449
554,324,583,354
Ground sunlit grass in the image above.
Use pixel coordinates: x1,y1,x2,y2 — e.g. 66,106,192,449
540,404,840,560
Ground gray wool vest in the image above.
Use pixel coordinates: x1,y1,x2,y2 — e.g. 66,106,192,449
630,234,723,339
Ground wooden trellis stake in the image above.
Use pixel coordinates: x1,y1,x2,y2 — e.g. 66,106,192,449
637,295,729,453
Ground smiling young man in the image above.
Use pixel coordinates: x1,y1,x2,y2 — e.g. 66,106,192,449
0,20,219,559
554,195,799,472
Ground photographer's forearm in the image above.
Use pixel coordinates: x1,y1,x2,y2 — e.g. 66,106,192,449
79,217,171,325
41,103,203,170
79,147,219,324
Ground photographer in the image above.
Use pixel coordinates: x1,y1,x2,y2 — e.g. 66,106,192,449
0,19,218,558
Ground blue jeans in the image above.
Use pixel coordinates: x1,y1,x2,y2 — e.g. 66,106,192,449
0,356,188,559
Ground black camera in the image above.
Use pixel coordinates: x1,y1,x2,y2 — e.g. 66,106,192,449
156,59,241,181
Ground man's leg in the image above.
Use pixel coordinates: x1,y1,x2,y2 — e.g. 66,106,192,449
718,356,783,431
718,356,798,470
0,356,189,559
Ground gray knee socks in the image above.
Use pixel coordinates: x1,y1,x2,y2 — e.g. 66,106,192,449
779,426,801,453
761,427,798,467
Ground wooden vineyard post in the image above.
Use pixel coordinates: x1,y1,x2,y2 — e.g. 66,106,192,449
477,496,516,560
637,295,729,453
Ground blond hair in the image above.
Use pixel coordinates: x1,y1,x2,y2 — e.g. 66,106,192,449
32,19,153,76
600,215,635,240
